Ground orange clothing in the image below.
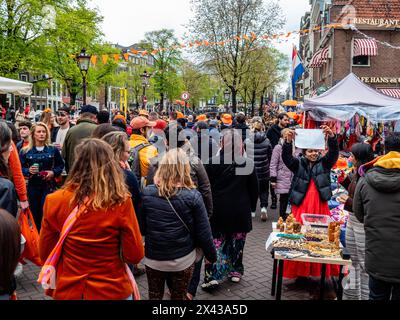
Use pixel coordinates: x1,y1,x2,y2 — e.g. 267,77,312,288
9,142,28,201
129,134,158,178
39,189,144,300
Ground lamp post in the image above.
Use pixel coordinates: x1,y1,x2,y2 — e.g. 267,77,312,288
141,70,150,109
76,48,91,106
224,89,230,113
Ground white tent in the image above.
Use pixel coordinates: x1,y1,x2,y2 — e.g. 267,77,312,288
0,76,32,96
301,73,400,122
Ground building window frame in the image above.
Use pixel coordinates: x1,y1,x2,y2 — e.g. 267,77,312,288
352,55,370,67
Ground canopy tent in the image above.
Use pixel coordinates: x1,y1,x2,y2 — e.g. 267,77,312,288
300,73,400,122
0,76,32,96
282,100,298,107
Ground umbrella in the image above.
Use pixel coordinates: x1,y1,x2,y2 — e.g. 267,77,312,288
282,100,298,107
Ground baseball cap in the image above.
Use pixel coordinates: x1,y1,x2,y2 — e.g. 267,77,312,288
81,105,98,115
130,116,156,130
221,114,233,125
176,111,184,119
196,114,207,121
139,109,149,117
57,106,70,115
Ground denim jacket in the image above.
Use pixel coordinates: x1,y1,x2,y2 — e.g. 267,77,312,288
19,146,64,185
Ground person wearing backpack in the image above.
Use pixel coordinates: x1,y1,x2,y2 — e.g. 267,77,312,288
128,117,158,188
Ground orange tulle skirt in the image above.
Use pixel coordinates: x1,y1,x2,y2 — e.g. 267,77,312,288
282,180,340,279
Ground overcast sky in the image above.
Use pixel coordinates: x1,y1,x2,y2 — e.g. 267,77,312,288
90,0,311,91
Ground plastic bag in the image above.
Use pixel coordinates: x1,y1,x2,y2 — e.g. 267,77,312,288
18,208,42,266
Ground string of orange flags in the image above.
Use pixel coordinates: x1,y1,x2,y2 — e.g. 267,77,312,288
71,22,360,66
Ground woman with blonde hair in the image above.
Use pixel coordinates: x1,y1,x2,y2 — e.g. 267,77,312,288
141,148,216,300
39,139,144,300
19,122,64,230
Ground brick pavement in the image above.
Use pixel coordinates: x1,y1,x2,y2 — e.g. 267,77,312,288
16,206,311,300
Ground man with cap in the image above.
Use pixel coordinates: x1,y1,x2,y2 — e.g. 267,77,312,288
62,105,98,173
51,106,74,149
139,109,149,118
129,116,158,184
220,114,233,131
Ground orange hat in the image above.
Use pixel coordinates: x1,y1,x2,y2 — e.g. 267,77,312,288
139,109,149,117
176,111,184,119
196,114,207,121
113,114,127,124
130,116,156,130
221,114,233,125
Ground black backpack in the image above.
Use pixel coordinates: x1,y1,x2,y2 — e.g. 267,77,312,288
128,142,151,181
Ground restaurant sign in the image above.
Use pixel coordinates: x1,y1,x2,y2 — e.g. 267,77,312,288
354,18,400,27
360,77,400,84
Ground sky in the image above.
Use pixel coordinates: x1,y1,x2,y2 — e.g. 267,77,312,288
90,0,311,92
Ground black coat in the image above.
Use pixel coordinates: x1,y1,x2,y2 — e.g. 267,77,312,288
141,186,216,263
233,123,249,141
282,137,339,206
353,166,400,284
205,153,259,235
0,177,18,217
267,124,283,149
123,169,142,231
245,132,272,182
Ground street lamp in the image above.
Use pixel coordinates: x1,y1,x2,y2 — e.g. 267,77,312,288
76,48,91,106
224,89,230,113
141,70,150,109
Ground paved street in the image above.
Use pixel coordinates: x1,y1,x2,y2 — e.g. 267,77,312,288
16,206,310,301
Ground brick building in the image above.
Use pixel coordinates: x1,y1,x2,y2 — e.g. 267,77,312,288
298,0,400,99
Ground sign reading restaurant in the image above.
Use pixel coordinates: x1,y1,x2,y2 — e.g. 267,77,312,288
354,18,400,27
360,77,400,84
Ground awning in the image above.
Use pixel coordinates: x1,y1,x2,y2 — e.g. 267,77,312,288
379,88,400,99
354,38,378,57
309,47,330,68
0,76,32,95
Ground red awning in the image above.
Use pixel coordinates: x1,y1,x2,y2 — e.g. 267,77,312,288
309,47,330,68
379,88,400,99
354,39,378,57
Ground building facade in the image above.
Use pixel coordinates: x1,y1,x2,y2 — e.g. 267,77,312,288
298,0,400,99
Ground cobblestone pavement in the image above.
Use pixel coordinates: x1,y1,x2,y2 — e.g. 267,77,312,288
16,205,312,300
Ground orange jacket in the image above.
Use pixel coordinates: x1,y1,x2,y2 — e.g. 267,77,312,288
9,142,28,201
39,189,144,300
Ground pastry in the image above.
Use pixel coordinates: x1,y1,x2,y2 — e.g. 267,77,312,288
293,222,302,234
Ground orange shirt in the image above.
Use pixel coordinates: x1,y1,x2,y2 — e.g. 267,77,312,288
39,189,144,300
9,142,28,201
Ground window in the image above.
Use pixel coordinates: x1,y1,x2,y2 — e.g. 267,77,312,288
353,55,370,67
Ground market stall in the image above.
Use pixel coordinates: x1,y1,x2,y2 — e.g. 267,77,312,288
0,76,33,96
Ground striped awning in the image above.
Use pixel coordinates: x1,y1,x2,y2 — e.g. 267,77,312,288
379,88,400,99
354,39,378,57
309,47,330,68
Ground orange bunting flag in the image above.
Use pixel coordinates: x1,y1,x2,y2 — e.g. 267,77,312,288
180,44,186,48
251,32,257,40
195,41,202,46
90,55,97,66
141,51,148,56
131,48,138,54
234,35,241,41
286,32,292,38
188,42,194,47
113,54,120,62
242,34,250,41
151,49,159,55
102,55,109,64
123,53,129,61
203,40,210,46
262,35,269,40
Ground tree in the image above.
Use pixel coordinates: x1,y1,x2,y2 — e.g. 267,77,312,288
140,29,183,111
189,0,285,113
239,47,288,116
38,1,118,105
0,0,68,77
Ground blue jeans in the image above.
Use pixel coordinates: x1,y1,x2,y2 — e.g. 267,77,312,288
369,276,400,300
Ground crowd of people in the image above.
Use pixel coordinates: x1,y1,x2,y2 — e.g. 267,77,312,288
1,102,399,301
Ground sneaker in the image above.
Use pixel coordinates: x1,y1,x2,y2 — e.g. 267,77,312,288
251,212,256,218
14,263,23,279
270,202,277,210
231,277,241,283
261,207,268,222
201,280,219,291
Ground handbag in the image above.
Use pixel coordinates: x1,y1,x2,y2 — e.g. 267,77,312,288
37,201,141,300
165,197,204,263
18,208,42,266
